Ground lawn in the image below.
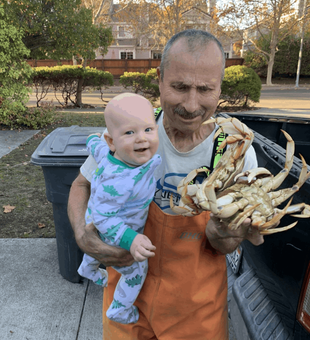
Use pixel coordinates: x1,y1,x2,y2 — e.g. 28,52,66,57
0,110,106,238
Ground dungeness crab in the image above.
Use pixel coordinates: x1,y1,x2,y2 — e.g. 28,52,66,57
170,117,310,235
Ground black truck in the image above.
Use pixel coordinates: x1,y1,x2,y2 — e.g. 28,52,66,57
221,112,310,340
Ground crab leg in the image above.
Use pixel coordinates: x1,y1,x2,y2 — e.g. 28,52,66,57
287,203,310,218
177,168,209,196
234,168,272,183
268,155,310,207
228,203,261,230
258,198,299,234
262,130,295,193
260,222,298,235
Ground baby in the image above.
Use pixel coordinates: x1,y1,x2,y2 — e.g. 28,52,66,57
77,93,161,324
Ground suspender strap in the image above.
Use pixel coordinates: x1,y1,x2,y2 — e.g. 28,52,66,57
154,107,162,122
210,131,227,172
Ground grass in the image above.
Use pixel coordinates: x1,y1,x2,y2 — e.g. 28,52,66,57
0,109,106,238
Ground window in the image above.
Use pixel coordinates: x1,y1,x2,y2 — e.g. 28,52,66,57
119,26,125,38
117,25,133,39
153,52,162,59
224,52,230,59
120,52,133,59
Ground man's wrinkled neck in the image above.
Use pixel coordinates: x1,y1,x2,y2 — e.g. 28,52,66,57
163,116,215,152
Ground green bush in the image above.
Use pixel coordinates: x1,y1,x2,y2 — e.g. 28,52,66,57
219,65,262,107
120,69,160,103
0,5,32,126
1,103,58,129
31,65,113,107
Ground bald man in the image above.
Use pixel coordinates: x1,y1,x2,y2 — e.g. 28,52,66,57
77,93,161,324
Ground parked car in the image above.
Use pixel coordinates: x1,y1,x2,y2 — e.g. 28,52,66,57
221,113,310,339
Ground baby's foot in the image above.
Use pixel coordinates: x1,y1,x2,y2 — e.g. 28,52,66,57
94,268,108,287
106,302,139,324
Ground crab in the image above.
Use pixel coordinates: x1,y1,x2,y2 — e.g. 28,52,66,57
170,117,310,235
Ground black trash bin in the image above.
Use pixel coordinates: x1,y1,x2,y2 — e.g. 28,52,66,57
31,125,104,283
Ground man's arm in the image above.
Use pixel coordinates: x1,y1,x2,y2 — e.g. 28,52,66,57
67,172,134,267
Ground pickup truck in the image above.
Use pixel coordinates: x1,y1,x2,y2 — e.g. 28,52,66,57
221,112,310,340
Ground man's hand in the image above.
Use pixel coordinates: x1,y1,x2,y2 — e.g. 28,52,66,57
205,213,265,255
78,223,135,267
130,234,156,262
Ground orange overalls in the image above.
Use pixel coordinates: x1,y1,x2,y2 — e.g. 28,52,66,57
102,202,228,340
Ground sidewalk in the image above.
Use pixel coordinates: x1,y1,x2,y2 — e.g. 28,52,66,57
0,239,102,340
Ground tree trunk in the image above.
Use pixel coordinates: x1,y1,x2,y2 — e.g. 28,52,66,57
75,78,84,107
266,43,276,86
75,59,87,107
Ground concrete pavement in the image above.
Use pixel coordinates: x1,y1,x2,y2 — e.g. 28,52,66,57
0,239,102,340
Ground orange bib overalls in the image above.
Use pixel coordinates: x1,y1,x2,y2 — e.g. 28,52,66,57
102,202,228,340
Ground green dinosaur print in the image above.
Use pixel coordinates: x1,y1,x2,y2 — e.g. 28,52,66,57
95,278,105,286
102,184,123,197
125,274,143,288
94,166,104,179
112,165,127,174
101,222,123,242
148,177,154,188
87,207,92,215
132,161,153,185
96,209,119,217
90,142,100,155
111,299,126,309
140,199,153,210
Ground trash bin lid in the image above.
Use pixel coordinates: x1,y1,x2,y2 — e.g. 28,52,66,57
31,125,105,167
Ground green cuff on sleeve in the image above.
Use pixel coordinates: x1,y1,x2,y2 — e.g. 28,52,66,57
119,228,139,251
86,134,99,145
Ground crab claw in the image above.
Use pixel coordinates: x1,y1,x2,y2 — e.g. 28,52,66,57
234,168,272,183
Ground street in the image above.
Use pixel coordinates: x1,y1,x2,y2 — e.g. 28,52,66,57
27,84,310,113
259,86,310,110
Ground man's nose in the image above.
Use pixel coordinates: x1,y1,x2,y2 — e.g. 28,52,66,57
183,89,200,113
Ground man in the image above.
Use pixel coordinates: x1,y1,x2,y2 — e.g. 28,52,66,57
68,29,264,339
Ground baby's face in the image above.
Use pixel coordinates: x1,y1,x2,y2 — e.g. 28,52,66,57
109,106,159,167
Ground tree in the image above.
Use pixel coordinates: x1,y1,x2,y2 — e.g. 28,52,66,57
218,0,310,85
0,5,32,126
114,0,214,50
2,0,113,107
2,0,113,61
244,32,310,77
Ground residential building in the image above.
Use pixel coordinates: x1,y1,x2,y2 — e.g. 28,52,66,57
95,0,240,60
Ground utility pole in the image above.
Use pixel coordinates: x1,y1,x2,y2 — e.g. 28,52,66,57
295,0,309,88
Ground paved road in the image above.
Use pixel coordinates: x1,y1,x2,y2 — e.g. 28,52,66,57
259,86,310,110
27,85,310,112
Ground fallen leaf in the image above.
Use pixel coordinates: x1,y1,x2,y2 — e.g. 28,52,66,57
38,223,46,229
3,205,16,213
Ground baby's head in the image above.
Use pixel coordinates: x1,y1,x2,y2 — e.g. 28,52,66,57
104,93,159,167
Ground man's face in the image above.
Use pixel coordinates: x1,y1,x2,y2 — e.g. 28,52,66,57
158,40,223,134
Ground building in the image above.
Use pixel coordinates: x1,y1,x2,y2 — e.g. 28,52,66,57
95,0,239,60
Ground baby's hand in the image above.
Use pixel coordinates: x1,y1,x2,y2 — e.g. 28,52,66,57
130,234,156,262
88,133,101,139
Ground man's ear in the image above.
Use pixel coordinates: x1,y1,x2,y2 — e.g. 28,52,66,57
104,132,116,152
156,67,161,83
